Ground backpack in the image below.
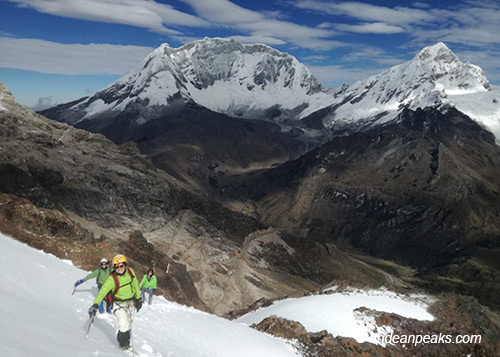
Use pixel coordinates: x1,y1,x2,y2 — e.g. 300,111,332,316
104,267,135,305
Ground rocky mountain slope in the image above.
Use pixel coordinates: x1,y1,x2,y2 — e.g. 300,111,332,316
231,106,500,310
1,81,409,315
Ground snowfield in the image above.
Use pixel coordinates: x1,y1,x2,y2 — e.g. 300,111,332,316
237,288,434,347
0,232,435,356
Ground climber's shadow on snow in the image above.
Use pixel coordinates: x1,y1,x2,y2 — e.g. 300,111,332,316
82,316,117,345
95,318,118,344
73,286,99,297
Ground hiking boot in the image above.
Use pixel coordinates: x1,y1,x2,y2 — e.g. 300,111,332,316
117,330,131,349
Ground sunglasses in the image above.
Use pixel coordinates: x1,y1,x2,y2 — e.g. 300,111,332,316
101,262,108,265
115,264,126,269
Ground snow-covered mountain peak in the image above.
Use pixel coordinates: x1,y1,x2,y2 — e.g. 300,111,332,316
410,42,490,94
70,37,331,124
416,42,456,62
325,42,497,134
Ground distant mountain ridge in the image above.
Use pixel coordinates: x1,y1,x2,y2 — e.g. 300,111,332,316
42,39,500,145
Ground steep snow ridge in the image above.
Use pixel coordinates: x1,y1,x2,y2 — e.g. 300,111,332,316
80,46,181,119
75,37,331,122
326,42,495,133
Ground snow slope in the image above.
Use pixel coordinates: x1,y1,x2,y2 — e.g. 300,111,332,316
445,88,500,143
0,232,435,355
237,288,434,347
0,233,298,357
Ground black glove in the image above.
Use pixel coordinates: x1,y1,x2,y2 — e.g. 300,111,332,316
88,304,98,318
135,298,143,312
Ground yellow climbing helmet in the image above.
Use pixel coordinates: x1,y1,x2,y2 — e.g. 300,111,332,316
112,254,127,267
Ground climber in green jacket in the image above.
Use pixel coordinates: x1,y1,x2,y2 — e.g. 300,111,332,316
74,258,110,313
139,267,157,305
88,254,142,350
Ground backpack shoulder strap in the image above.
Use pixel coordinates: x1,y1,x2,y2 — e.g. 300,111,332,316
127,267,135,281
110,272,120,296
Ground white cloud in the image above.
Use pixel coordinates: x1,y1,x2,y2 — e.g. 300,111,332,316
340,46,406,66
335,2,433,25
423,4,500,46
180,0,265,24
31,96,55,111
0,37,154,75
294,1,434,26
8,0,209,34
335,22,405,34
9,0,346,51
295,0,500,49
241,20,344,50
302,55,328,62
182,0,345,50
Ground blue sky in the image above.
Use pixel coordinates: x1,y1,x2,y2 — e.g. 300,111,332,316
1,0,499,109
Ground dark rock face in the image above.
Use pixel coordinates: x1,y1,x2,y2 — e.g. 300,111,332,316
252,315,312,343
0,87,265,312
45,103,315,198
0,102,259,238
215,107,500,310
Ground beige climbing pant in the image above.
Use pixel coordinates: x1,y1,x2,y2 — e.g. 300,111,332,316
112,301,134,332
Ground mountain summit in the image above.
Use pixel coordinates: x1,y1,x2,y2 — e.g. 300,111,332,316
323,42,498,138
46,37,331,128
